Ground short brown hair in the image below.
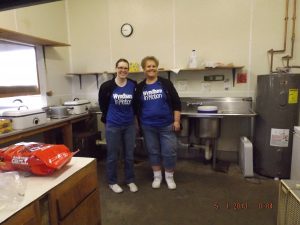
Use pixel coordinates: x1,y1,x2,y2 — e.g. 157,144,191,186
141,56,159,69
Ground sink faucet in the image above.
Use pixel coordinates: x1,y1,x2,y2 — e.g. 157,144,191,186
186,102,203,107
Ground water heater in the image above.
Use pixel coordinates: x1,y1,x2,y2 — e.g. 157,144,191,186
254,73,300,178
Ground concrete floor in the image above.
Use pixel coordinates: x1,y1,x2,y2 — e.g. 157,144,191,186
97,158,278,225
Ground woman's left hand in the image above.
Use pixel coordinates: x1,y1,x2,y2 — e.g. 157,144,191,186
173,121,181,132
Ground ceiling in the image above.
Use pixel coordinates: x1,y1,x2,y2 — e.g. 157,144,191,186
0,0,62,11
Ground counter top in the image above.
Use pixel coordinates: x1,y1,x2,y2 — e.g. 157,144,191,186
92,110,256,117
0,113,91,149
0,113,89,140
181,109,256,117
0,157,95,223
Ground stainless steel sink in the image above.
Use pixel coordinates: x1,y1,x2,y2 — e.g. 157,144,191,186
179,97,256,169
179,117,220,138
194,117,220,138
179,97,256,138
181,97,256,117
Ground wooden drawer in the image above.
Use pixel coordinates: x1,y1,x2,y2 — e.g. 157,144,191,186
59,189,101,225
2,203,38,225
54,161,98,219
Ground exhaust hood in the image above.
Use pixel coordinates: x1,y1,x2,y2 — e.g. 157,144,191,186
0,0,62,12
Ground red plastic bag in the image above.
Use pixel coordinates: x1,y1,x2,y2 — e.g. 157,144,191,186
0,142,74,175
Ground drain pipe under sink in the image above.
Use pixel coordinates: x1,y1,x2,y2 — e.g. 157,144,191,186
178,139,213,160
192,139,212,160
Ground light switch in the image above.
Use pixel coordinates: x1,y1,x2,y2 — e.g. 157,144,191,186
224,78,231,90
201,83,211,92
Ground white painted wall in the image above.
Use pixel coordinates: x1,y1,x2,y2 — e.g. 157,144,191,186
1,0,299,105
1,0,299,156
63,0,300,156
66,0,300,105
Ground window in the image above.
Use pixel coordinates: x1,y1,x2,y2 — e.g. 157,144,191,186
0,40,40,98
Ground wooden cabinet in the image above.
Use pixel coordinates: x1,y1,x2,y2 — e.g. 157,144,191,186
2,203,39,225
50,160,101,225
1,159,101,225
59,190,101,225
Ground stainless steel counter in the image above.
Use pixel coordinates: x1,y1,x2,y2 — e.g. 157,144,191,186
181,109,256,118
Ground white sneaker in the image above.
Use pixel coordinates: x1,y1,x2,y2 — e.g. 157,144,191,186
109,184,123,193
127,183,138,192
152,177,162,189
165,176,176,190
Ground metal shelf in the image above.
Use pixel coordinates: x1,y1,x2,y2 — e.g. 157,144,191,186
67,66,243,89
66,72,114,89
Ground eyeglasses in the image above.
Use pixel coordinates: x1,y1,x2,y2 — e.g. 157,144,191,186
117,67,129,70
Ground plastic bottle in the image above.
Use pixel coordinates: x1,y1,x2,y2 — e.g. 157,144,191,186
188,50,198,68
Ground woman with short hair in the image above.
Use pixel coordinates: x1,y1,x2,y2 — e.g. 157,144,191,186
135,56,181,189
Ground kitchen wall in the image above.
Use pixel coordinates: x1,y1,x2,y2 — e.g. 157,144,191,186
1,0,299,105
66,0,300,105
1,0,300,157
63,0,300,158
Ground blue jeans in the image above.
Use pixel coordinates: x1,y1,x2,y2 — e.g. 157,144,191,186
105,123,136,184
141,124,177,170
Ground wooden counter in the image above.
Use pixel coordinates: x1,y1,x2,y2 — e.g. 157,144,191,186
0,113,90,149
0,157,101,225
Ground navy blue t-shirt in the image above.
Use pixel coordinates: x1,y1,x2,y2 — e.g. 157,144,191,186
140,81,173,127
106,80,135,126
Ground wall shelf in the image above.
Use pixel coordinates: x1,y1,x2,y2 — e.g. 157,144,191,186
67,66,243,89
177,66,244,87
66,72,114,89
0,27,70,46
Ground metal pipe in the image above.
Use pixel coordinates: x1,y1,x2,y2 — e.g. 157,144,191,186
290,0,296,57
268,0,289,73
274,0,289,53
282,0,297,61
285,0,300,69
284,0,296,64
191,141,212,160
269,49,274,73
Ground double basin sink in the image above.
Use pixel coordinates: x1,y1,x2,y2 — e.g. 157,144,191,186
180,97,256,138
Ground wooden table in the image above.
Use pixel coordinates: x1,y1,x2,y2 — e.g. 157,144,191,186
0,113,91,149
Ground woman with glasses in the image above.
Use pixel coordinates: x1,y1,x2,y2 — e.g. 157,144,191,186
98,58,138,193
135,56,181,190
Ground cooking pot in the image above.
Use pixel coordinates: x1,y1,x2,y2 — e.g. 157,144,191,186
44,106,70,119
0,108,47,130
64,98,90,115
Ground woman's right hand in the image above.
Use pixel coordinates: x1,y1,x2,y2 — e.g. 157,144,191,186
173,121,181,132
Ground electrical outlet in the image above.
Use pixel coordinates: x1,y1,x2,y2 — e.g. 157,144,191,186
204,75,224,81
